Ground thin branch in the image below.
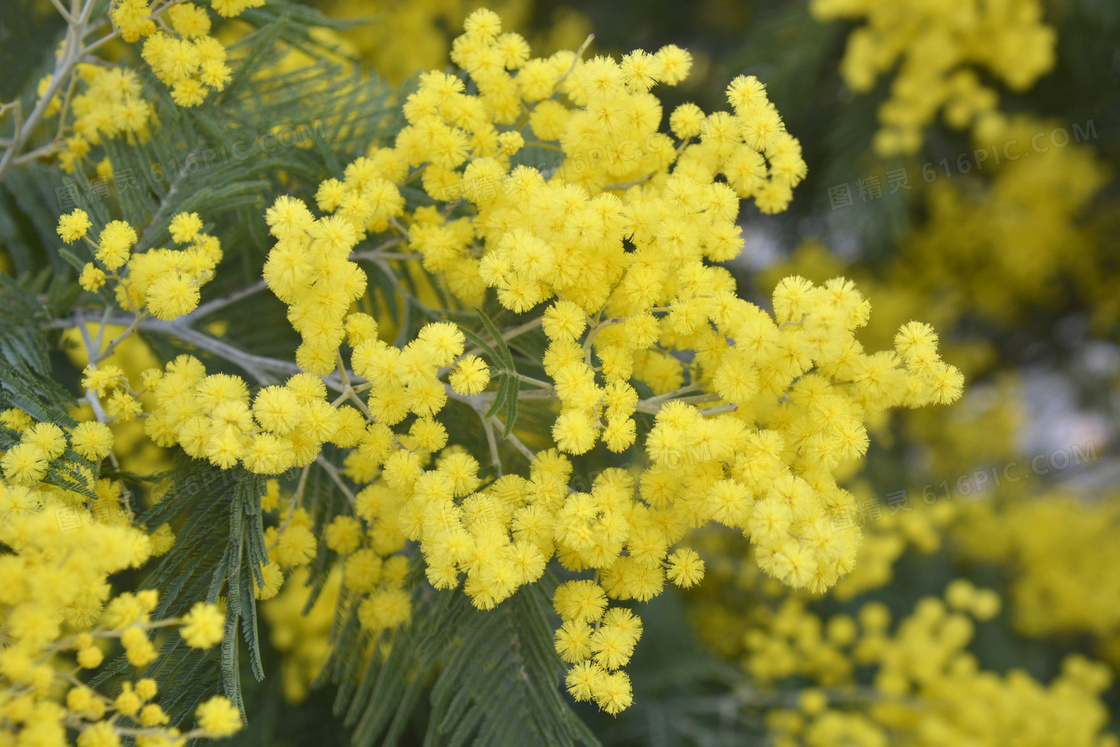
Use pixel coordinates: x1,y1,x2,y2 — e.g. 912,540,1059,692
482,415,502,478
77,29,124,58
387,216,410,240
50,311,289,386
93,311,148,364
315,456,356,507
471,388,556,403
349,236,405,262
92,305,113,350
48,0,72,22
698,403,737,417
601,172,655,191
187,279,269,321
136,321,281,384
12,140,63,167
515,373,553,390
376,252,424,261
633,383,703,414
556,34,595,86
491,417,536,462
53,70,79,142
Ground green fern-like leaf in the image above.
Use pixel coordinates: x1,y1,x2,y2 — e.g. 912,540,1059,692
320,577,600,747
86,461,268,728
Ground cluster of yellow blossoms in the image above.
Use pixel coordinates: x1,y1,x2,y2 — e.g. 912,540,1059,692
0,202,248,743
811,0,1056,154
55,66,151,174
688,577,1115,746
41,0,270,175
249,10,957,712
897,116,1110,325
0,474,239,744
761,590,1114,746
39,6,964,720
324,0,592,86
112,0,257,107
60,209,220,329
956,491,1120,645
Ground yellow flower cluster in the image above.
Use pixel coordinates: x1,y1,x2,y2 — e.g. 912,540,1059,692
394,15,803,218
1,413,76,482
955,492,1120,644
172,9,961,714
40,0,273,175
59,65,152,173
324,0,591,86
811,0,1056,154
0,478,236,746
743,590,1114,747
62,209,221,322
142,357,343,474
262,194,395,375
895,117,1110,325
38,8,962,718
112,0,259,107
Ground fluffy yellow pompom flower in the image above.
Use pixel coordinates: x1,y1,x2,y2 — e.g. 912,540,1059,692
71,421,114,461
145,272,200,320
25,422,66,458
180,602,225,648
591,670,633,714
115,685,141,717
666,548,705,588
418,322,466,366
106,390,142,422
358,588,413,631
253,386,303,435
195,695,242,736
97,220,138,270
1,443,48,485
169,3,211,38
894,321,938,361
669,102,705,138
325,516,364,554
271,524,317,567
57,209,91,243
449,355,490,395
111,0,155,41
551,411,597,455
122,626,158,667
77,645,104,669
169,211,204,243
553,580,607,623
79,263,107,292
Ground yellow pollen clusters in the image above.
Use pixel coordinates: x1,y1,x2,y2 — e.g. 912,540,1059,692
812,0,1056,154
187,9,960,715
0,478,234,745
62,209,222,323
24,6,968,724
